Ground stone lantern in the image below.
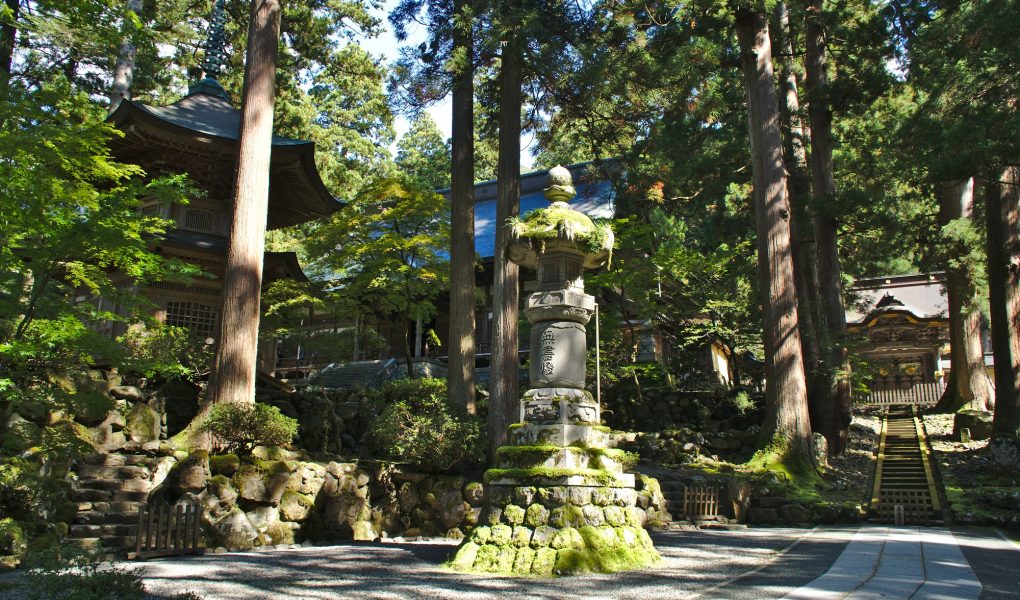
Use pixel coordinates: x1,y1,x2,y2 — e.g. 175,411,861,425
448,166,660,575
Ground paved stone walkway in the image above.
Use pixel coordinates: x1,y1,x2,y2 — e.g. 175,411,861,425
784,527,982,600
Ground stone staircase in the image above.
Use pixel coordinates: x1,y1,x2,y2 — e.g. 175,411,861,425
68,454,157,555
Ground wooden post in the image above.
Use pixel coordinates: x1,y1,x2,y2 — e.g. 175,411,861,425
206,0,283,407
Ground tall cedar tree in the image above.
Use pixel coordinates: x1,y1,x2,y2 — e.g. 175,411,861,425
802,0,851,453
735,7,814,472
932,178,995,413
772,1,823,428
987,168,1020,452
205,0,283,409
488,0,523,458
448,0,477,413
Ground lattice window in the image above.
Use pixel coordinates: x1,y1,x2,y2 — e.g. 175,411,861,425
165,301,218,339
183,208,215,232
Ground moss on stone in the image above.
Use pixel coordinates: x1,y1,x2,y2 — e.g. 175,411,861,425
525,503,550,527
484,467,616,486
448,541,479,571
210,453,241,476
490,524,513,546
503,504,526,526
745,433,823,488
471,525,492,544
532,547,557,575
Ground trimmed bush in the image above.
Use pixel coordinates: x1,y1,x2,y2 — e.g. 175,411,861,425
368,378,484,472
201,402,298,457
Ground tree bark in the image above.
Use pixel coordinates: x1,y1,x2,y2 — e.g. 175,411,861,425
1,0,18,79
736,8,813,460
803,0,851,453
108,0,143,112
773,1,822,428
448,0,477,414
488,14,522,460
205,0,282,408
988,167,1020,439
934,178,996,413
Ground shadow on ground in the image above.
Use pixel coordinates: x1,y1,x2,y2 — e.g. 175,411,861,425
139,528,829,600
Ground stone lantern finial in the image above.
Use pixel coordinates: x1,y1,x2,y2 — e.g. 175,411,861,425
544,165,576,205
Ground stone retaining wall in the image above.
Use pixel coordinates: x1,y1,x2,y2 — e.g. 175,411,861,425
159,452,670,551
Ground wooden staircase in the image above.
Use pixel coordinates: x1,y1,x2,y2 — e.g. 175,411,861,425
869,405,943,524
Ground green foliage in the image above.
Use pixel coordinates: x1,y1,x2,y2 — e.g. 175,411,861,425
21,545,152,600
303,174,450,365
0,459,73,539
367,378,484,472
0,79,204,401
396,113,451,190
201,403,299,457
117,325,214,380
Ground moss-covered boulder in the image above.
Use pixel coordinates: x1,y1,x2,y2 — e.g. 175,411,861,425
70,390,115,427
0,518,27,562
124,401,161,443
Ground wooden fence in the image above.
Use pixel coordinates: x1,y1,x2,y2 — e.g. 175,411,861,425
676,485,722,519
858,382,944,406
129,503,204,560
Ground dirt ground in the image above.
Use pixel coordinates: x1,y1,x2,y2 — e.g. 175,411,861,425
823,408,882,502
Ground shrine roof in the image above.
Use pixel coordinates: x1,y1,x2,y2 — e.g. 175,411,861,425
846,273,948,325
119,91,308,147
107,85,340,230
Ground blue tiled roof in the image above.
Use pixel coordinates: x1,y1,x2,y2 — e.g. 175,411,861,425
473,179,615,259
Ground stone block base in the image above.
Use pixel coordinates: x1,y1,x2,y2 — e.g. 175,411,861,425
447,522,659,575
446,482,660,575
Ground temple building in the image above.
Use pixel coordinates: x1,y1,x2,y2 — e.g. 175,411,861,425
95,4,338,367
846,273,954,404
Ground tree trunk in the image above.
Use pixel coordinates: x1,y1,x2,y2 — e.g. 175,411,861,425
108,0,143,112
803,0,851,453
988,167,1020,440
448,0,477,415
773,1,822,429
205,0,282,408
736,8,813,466
1,0,19,79
488,16,522,460
403,319,415,379
933,178,996,413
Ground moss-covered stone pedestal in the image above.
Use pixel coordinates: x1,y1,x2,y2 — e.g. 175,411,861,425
448,166,659,575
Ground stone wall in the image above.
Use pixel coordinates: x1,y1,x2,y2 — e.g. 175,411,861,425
158,452,671,551
155,452,488,549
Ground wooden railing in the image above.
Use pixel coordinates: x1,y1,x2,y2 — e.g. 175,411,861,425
129,503,204,560
858,381,944,406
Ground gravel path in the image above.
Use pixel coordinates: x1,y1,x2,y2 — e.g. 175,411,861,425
136,528,827,600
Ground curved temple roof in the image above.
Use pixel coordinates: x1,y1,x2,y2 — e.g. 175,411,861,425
107,84,341,230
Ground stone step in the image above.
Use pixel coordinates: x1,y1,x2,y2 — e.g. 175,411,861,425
70,523,136,538
70,488,112,502
76,478,152,493
76,500,146,513
75,511,140,526
81,454,152,467
111,490,150,502
78,464,151,480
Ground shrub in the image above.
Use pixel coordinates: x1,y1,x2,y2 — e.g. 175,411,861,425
24,547,145,600
118,325,214,381
368,378,484,473
201,402,298,457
